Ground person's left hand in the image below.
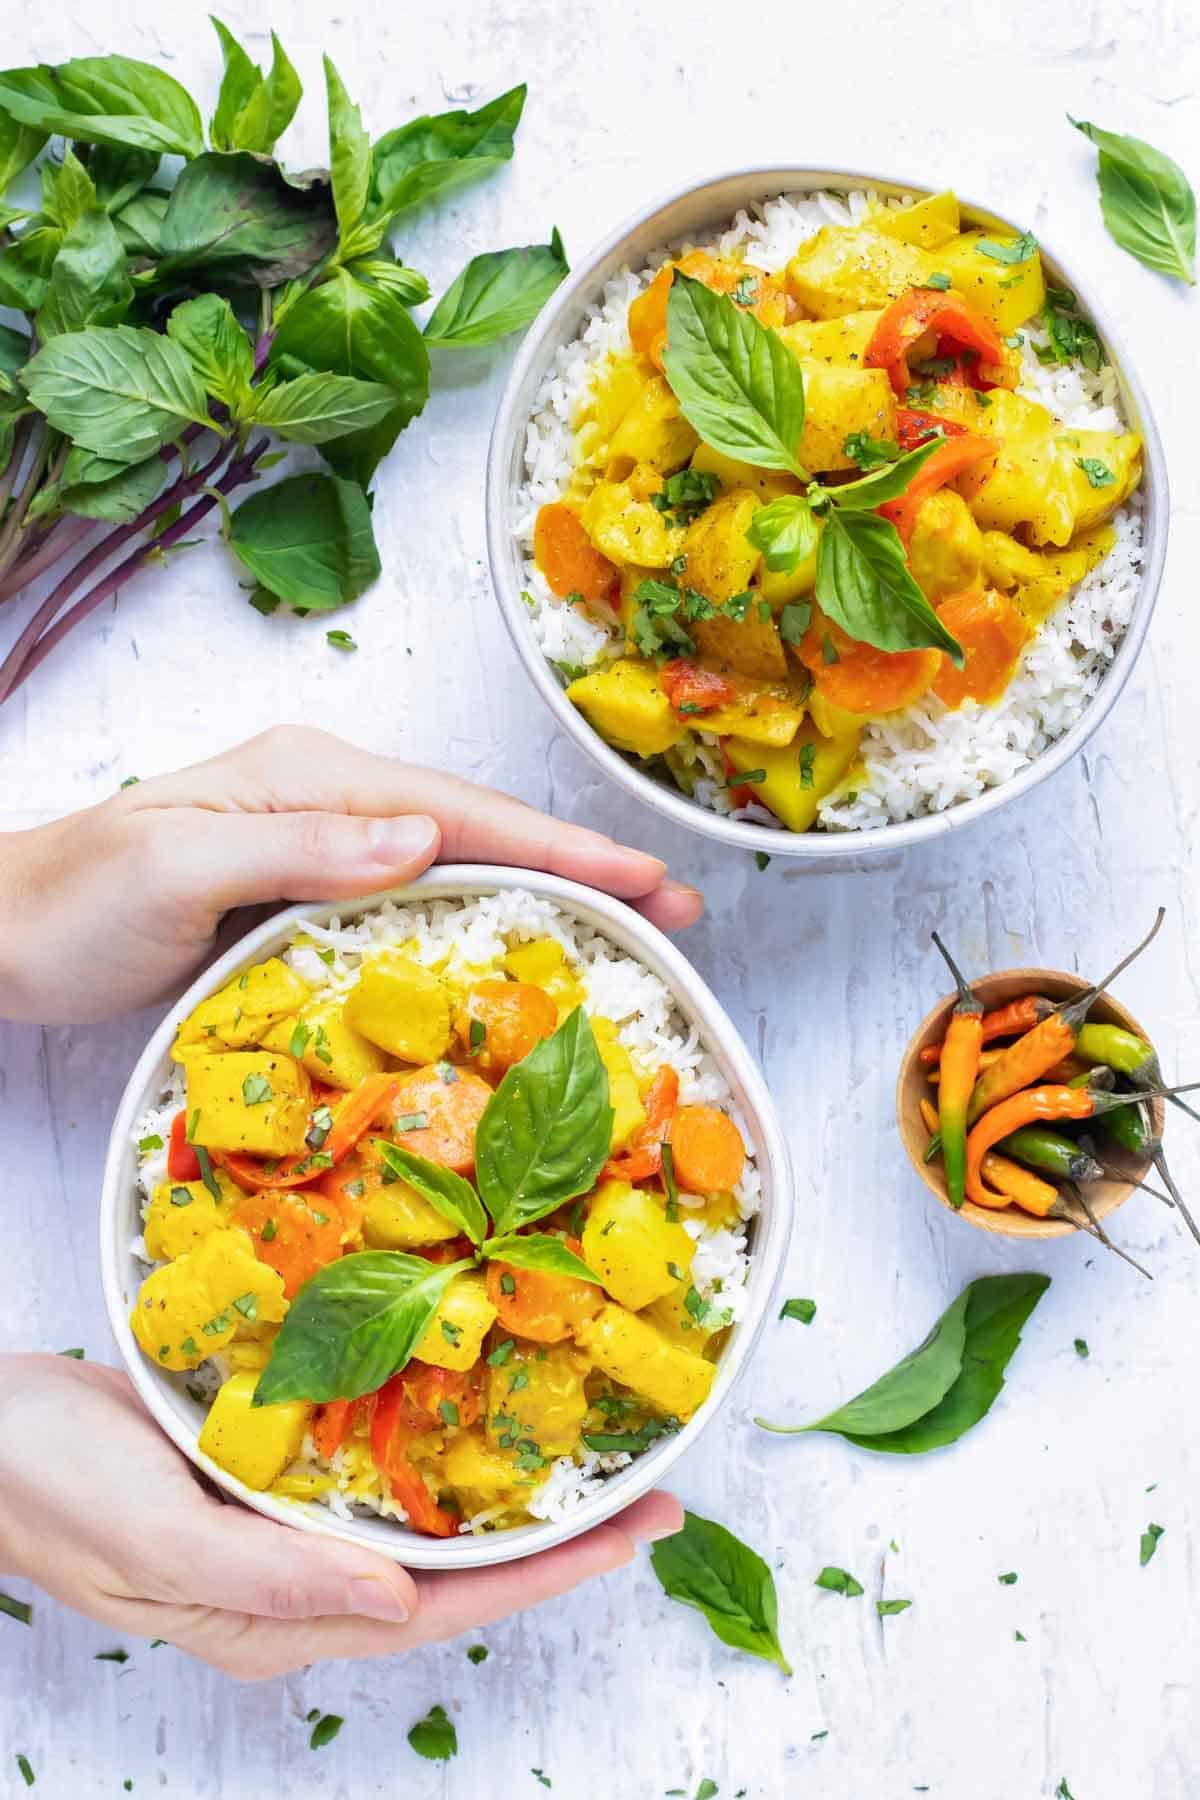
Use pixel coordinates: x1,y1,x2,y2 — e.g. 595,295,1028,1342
0,725,703,1023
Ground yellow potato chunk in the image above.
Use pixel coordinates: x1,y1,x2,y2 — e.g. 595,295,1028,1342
796,364,898,473
725,718,861,833
198,1371,311,1492
503,938,584,1016
908,490,984,603
778,309,882,368
185,1051,312,1157
130,1227,287,1371
581,1179,695,1312
591,1018,646,1150
786,226,935,318
574,1304,715,1421
582,477,681,568
173,957,311,1057
873,190,961,250
567,659,687,759
261,999,388,1092
413,1271,497,1372
362,1181,460,1250
143,1170,240,1263
486,1343,591,1457
343,952,451,1064
607,374,698,478
936,231,1045,334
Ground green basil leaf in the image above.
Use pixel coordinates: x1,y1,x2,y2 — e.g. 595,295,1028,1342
166,293,254,411
40,150,97,233
664,273,807,478
249,370,398,443
480,1233,604,1285
1071,117,1195,284
0,57,204,158
113,191,168,260
475,1006,612,1236
158,152,337,291
424,229,569,347
746,495,817,573
270,270,429,486
89,145,160,215
0,226,61,312
407,1703,458,1763
814,1565,864,1597
60,453,166,523
376,1141,488,1247
254,1251,474,1403
227,471,381,611
22,324,212,461
323,56,373,258
209,20,301,156
760,1274,1050,1451
823,437,941,510
350,258,430,305
36,211,133,340
815,509,964,664
650,1510,792,1675
370,84,526,220
0,112,46,194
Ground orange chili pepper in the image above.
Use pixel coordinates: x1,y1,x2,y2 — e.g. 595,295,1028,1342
919,996,1055,1065
929,933,984,1209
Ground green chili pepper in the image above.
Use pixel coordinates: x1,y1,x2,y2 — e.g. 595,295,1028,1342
996,1124,1103,1183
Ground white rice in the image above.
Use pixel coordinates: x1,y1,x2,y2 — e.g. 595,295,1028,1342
130,889,758,1529
514,188,1144,833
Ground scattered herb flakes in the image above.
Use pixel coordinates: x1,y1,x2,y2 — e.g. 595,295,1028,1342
814,1566,864,1598
1140,1522,1165,1566
326,629,358,652
15,1755,34,1788
58,1347,85,1359
997,1571,1019,1585
467,1644,489,1664
780,1297,816,1325
1074,1337,1089,1358
308,1713,344,1750
754,852,771,871
407,1702,458,1762
0,1591,32,1626
876,1599,912,1616
95,1648,130,1663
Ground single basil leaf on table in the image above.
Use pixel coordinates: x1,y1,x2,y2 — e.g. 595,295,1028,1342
369,84,526,220
270,270,430,486
376,1140,488,1246
0,226,62,312
815,508,964,665
474,1006,612,1235
820,437,941,510
209,18,301,156
254,1251,474,1403
40,149,97,233
1071,117,1195,284
424,229,569,347
0,57,204,158
248,370,399,443
650,1509,792,1675
166,293,254,411
407,1702,458,1763
0,111,46,194
88,144,160,215
156,152,337,290
350,258,431,305
21,324,213,462
227,472,381,612
36,211,133,340
663,274,808,479
814,1565,864,1597
323,55,374,259
480,1233,604,1285
746,495,818,573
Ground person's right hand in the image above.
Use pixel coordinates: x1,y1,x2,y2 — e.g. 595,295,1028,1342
0,1354,682,1680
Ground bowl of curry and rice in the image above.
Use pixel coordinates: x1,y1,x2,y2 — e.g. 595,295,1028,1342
485,168,1165,860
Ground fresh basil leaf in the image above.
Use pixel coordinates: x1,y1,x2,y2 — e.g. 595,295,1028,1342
0,226,61,312
166,293,254,411
814,1565,864,1597
822,437,941,510
35,210,132,341
270,270,429,485
407,1702,458,1762
370,84,526,220
474,1006,612,1236
480,1233,604,1285
60,453,166,523
424,229,569,347
254,1251,474,1403
323,56,373,258
249,370,398,443
0,57,204,158
210,19,301,156
157,152,337,290
0,111,46,194
89,144,160,214
1071,117,1195,284
350,258,431,304
746,495,817,573
376,1140,487,1246
650,1509,792,1675
815,508,964,664
664,274,807,478
227,471,381,611
22,324,212,461
40,150,97,233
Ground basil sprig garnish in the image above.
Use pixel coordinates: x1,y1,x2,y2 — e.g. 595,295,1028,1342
660,277,964,664
1071,117,1195,285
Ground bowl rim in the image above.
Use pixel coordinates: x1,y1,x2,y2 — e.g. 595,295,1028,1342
99,864,794,1569
485,163,1168,863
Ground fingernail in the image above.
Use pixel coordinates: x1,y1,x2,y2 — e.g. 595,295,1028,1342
366,815,440,867
348,1576,411,1622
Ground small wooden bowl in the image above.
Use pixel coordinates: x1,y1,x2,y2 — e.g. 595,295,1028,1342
897,968,1164,1240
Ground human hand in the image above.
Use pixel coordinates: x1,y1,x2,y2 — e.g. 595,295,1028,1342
0,1354,682,1680
0,724,703,1023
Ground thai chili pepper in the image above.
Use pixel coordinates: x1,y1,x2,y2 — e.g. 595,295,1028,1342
928,932,983,1210
878,431,995,543
919,995,1055,1065
865,289,1006,397
1075,1020,1200,1128
995,1124,1104,1184
966,910,1166,1126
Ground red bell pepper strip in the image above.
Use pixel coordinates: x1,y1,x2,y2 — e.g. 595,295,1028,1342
370,1373,457,1538
167,1110,201,1182
866,289,1005,397
661,659,738,716
605,1066,681,1182
878,430,995,543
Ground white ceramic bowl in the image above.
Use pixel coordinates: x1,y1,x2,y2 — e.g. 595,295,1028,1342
486,167,1168,864
100,866,793,1569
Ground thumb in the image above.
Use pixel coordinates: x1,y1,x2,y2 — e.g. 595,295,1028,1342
183,1496,420,1623
162,808,442,911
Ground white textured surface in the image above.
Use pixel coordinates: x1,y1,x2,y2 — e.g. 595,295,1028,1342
2,1,1199,1795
